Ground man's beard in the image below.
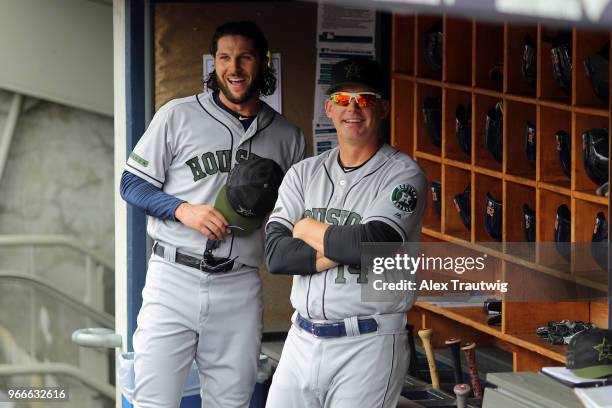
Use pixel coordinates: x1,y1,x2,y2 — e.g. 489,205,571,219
218,75,260,105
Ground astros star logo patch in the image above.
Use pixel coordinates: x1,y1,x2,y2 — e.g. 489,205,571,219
344,62,361,80
391,184,417,213
236,206,255,217
593,337,612,361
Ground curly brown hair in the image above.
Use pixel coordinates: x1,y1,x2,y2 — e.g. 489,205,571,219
204,21,277,97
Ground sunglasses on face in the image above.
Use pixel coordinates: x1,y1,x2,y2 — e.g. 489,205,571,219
329,92,381,108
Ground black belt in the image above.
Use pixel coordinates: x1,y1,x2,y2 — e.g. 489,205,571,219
296,314,378,338
153,243,234,273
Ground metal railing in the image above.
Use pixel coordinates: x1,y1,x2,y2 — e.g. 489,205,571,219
0,271,115,385
0,236,116,403
0,234,114,311
0,271,113,328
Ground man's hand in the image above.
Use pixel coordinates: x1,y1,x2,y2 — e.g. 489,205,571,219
175,203,230,240
292,218,329,254
315,251,338,272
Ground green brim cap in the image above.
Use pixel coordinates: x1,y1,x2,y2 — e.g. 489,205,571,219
567,328,612,379
214,185,261,237
570,364,612,379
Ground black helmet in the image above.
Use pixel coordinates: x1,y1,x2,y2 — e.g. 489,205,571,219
453,184,471,231
554,204,571,262
584,42,609,102
582,128,609,186
423,96,442,147
485,102,503,163
524,121,536,169
592,212,608,271
431,181,442,217
456,104,471,156
423,22,443,72
521,34,537,87
555,130,572,178
523,204,536,243
484,193,503,242
546,31,572,93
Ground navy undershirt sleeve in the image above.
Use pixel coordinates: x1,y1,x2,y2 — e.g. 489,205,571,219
120,170,185,221
323,221,402,266
266,222,317,275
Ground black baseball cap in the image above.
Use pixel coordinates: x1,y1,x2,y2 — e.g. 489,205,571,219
566,328,612,378
327,58,386,96
214,157,284,236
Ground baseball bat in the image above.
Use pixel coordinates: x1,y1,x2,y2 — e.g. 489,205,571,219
453,383,471,408
445,338,463,385
406,324,419,378
418,328,440,390
461,342,483,399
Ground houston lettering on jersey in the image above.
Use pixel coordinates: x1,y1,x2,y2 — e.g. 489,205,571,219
303,208,362,225
185,149,261,181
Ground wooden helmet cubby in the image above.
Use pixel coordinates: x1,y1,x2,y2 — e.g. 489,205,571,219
392,14,610,371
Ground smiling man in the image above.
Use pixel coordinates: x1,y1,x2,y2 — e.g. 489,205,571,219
265,58,427,408
120,21,305,408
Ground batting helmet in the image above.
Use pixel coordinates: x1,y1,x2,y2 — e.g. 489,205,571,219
423,96,442,147
523,204,536,243
489,62,504,84
453,184,471,231
546,31,572,93
582,128,609,186
431,181,442,217
423,22,443,72
596,181,609,197
484,193,503,242
592,212,608,271
584,42,609,102
524,121,537,169
555,130,572,178
521,34,537,87
455,104,471,156
485,102,503,163
554,204,571,262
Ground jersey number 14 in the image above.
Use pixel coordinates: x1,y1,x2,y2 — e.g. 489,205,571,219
334,265,368,284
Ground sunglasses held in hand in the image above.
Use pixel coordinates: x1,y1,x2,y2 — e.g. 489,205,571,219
330,92,381,108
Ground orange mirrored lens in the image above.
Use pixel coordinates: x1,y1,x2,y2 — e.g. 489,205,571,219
331,93,379,108
332,93,352,106
355,94,378,107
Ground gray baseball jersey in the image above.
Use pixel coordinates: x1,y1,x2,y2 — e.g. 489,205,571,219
125,92,305,267
267,144,427,320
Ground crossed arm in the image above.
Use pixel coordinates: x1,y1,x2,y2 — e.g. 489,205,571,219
292,218,338,272
265,218,402,275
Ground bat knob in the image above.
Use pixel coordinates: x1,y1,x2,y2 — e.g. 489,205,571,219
418,328,433,339
454,383,471,408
